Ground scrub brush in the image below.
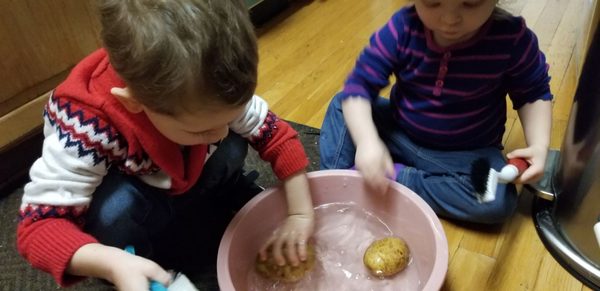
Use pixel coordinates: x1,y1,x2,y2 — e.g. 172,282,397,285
470,157,529,203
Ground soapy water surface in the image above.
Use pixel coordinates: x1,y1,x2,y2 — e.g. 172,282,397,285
247,202,423,291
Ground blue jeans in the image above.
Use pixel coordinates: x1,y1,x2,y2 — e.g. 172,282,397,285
319,93,518,224
84,132,258,268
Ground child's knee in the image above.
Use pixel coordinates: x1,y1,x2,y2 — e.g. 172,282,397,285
429,187,518,224
455,181,519,224
477,204,515,224
86,186,139,231
325,92,346,113
469,194,518,224
214,132,248,166
84,175,154,238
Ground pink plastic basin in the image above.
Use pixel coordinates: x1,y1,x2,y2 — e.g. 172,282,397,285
217,170,448,291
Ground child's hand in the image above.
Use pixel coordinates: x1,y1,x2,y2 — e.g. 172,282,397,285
109,252,171,291
67,243,171,291
258,212,315,267
506,144,548,184
355,138,395,194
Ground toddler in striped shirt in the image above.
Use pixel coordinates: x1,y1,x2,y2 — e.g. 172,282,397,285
320,0,552,224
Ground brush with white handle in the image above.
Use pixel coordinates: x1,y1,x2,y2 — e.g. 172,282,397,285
470,158,529,203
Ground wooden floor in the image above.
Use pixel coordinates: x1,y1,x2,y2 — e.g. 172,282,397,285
254,0,595,290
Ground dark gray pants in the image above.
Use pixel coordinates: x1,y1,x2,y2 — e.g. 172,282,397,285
84,132,259,270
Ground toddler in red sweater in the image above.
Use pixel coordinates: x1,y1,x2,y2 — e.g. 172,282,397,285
17,0,314,289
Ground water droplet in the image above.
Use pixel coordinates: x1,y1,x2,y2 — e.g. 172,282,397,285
342,269,353,279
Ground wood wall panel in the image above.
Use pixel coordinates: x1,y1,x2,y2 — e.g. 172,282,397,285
0,0,101,117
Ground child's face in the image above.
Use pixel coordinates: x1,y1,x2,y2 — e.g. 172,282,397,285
144,102,247,146
414,0,497,47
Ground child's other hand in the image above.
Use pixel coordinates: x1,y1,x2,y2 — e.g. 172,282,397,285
506,145,548,184
109,250,171,291
258,212,315,267
68,243,171,291
355,139,395,194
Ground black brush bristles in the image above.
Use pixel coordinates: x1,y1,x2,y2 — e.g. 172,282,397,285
470,158,491,196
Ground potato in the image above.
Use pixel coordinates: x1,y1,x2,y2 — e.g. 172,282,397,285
255,243,316,283
363,236,410,277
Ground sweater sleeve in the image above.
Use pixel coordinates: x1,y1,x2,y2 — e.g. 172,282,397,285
506,18,553,109
17,95,123,286
229,95,308,179
340,9,409,101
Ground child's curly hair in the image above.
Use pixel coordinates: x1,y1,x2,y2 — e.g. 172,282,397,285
98,0,257,115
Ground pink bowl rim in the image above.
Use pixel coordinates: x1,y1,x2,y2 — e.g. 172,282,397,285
217,169,449,291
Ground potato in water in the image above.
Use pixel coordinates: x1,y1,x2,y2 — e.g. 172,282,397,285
363,236,410,277
255,243,316,283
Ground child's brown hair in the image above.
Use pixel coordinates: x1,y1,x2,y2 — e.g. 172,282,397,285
98,0,258,115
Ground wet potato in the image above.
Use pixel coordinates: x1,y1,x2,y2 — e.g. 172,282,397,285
363,236,410,277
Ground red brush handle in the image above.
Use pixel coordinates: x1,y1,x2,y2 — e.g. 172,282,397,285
508,158,529,174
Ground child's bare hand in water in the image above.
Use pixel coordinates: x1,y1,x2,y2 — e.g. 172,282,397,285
258,212,315,266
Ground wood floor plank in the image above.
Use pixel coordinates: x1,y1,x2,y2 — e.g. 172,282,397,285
456,224,504,259
530,0,571,52
484,194,546,290
533,252,586,291
551,119,568,150
256,0,405,124
502,116,517,144
549,26,579,149
519,0,548,29
546,0,581,95
440,220,465,263
503,117,526,153
441,248,496,291
553,50,578,122
501,0,527,16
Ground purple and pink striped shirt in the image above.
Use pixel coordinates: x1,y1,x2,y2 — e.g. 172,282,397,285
341,6,552,150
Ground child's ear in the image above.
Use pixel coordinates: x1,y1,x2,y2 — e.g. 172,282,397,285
110,87,144,113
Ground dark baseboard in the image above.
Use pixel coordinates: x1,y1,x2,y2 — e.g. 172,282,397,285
249,0,289,26
0,128,43,196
